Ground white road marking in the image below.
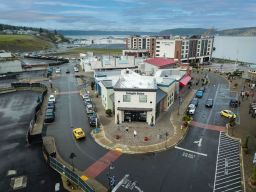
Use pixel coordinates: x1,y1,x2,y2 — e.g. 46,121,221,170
175,146,207,157
213,132,242,192
112,174,130,192
193,138,203,147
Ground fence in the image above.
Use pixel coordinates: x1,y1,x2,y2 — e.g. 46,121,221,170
49,156,95,192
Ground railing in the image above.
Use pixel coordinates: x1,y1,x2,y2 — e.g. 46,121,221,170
49,156,95,192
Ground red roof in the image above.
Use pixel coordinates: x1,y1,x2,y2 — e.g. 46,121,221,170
179,75,191,86
144,57,177,68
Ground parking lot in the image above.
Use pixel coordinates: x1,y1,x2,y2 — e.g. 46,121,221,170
213,132,243,192
0,91,65,192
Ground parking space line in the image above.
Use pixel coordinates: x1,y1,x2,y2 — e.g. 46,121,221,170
215,177,241,186
215,181,241,190
213,132,242,192
216,173,241,182
174,146,207,157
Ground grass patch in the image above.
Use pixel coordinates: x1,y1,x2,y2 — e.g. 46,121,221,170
61,47,122,55
0,34,52,52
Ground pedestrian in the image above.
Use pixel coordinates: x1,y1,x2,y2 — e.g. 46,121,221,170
246,91,249,100
238,100,241,106
133,130,137,137
125,126,129,132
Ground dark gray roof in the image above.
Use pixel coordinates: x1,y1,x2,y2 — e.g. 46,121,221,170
156,88,167,103
102,80,113,88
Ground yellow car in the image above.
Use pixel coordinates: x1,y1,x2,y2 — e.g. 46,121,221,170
220,110,237,119
73,128,85,140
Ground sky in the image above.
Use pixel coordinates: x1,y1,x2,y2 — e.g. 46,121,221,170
0,0,255,31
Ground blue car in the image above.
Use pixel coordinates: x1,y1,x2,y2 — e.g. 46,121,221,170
196,90,204,98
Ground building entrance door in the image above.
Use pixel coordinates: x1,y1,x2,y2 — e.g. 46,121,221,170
124,111,146,122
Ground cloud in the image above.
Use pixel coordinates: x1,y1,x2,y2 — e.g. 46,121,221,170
34,1,102,9
0,0,255,31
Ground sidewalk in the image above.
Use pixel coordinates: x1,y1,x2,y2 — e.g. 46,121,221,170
89,85,196,154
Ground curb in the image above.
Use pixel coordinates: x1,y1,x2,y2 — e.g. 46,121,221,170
91,90,195,154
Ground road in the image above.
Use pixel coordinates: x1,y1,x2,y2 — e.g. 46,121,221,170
46,63,243,192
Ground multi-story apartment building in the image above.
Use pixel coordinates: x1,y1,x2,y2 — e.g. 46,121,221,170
126,36,156,57
126,35,214,63
179,36,214,63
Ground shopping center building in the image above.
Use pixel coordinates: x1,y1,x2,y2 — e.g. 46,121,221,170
94,68,189,125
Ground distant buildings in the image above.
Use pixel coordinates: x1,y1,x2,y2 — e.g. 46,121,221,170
0,51,22,74
125,35,214,63
80,52,144,72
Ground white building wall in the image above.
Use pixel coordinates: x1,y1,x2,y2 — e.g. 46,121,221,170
115,90,156,124
99,82,114,111
213,36,256,63
155,39,175,58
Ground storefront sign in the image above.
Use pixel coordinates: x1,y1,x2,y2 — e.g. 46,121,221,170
126,92,144,95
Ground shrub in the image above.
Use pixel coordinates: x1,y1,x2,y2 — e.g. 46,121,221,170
182,115,192,122
105,109,112,117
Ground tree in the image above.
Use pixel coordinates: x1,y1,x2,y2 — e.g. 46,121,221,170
105,109,112,117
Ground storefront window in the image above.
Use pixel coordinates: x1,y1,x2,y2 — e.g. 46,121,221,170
123,95,131,102
139,95,147,103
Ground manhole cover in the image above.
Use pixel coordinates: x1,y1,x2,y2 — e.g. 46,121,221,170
10,176,27,190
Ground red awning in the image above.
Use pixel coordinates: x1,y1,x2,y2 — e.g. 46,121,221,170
179,76,191,86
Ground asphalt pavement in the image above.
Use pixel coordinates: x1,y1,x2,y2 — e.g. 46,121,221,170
45,64,244,192
0,91,65,192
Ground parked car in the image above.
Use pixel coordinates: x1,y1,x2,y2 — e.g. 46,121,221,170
47,102,55,111
72,128,85,140
86,107,94,114
88,112,97,120
44,109,55,123
205,98,213,108
55,68,61,74
196,90,204,98
48,95,56,102
74,67,79,72
190,98,199,107
89,117,97,127
81,93,90,100
187,104,196,115
229,99,239,108
220,110,236,119
84,98,91,103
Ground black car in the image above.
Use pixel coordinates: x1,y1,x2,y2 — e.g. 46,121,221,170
229,99,239,108
66,69,70,74
205,98,213,108
89,118,97,127
190,98,199,107
44,109,55,123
